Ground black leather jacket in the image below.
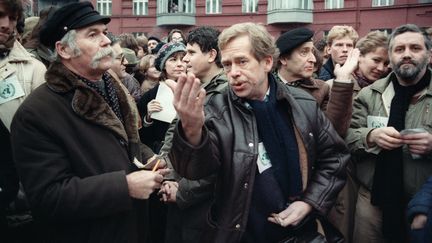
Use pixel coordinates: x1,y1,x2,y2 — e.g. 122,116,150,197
169,74,349,243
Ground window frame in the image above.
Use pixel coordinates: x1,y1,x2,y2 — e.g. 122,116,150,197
325,0,344,9
133,0,148,15
242,0,258,13
97,0,112,16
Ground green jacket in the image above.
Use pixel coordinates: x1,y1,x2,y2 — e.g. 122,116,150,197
346,70,432,198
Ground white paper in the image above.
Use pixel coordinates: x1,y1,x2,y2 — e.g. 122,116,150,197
0,75,25,105
150,82,177,123
367,115,388,129
257,142,272,173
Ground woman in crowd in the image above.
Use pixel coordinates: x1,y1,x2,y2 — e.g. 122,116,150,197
137,41,186,153
136,41,186,243
138,54,161,94
167,29,186,44
344,30,390,95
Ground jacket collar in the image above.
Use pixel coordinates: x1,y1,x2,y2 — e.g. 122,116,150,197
45,61,139,144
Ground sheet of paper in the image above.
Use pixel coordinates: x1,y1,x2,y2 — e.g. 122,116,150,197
367,115,388,129
0,75,25,105
150,82,176,123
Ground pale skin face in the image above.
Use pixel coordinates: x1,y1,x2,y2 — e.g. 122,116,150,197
146,56,160,80
279,41,316,82
111,43,128,79
164,51,186,80
171,32,183,43
358,47,389,81
389,32,431,86
328,36,355,65
57,23,113,81
0,3,17,45
221,35,272,100
148,39,158,52
183,43,215,81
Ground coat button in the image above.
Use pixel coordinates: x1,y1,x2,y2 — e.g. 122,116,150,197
244,183,248,189
235,224,241,229
309,133,313,137
248,143,253,148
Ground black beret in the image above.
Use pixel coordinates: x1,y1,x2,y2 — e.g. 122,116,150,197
276,28,314,56
40,2,110,48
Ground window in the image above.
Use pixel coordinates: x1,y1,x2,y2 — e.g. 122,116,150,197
157,0,195,14
243,0,258,13
97,0,112,16
325,0,343,9
372,0,394,6
267,0,312,10
419,0,432,3
206,0,222,14
133,0,148,15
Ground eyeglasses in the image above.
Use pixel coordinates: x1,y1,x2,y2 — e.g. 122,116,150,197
115,54,125,63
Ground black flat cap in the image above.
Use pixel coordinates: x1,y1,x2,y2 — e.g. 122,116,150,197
276,28,314,56
40,2,110,48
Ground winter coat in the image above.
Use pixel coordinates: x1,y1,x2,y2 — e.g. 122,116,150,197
169,74,349,243
10,61,150,243
346,70,432,198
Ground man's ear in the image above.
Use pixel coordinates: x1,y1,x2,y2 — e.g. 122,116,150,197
326,44,331,55
56,41,72,59
208,49,217,63
263,55,274,73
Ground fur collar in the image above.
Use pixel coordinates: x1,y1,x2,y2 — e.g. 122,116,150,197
45,61,140,144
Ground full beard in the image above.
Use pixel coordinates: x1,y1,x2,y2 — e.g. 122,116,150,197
0,31,16,51
393,55,429,82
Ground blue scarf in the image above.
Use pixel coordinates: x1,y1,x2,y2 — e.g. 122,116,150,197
248,77,302,198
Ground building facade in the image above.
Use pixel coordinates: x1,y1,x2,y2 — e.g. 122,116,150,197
36,0,432,40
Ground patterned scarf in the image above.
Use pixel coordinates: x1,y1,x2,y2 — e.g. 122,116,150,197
80,73,124,124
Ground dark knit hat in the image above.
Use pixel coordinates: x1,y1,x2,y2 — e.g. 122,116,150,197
148,36,161,43
276,28,314,56
154,42,186,71
40,2,110,48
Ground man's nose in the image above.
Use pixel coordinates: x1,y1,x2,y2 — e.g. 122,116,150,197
0,16,11,30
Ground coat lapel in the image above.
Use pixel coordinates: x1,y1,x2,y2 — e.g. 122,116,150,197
46,61,130,142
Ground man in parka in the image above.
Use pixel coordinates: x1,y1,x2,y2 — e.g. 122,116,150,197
346,24,432,243
167,22,349,243
10,2,166,242
0,0,45,239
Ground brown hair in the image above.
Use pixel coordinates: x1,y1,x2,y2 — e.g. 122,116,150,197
218,22,279,62
356,30,388,56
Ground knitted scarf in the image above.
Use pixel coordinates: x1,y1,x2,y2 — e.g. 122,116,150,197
371,70,431,241
248,77,302,198
353,70,374,89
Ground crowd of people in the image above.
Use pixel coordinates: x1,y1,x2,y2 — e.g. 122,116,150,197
1,1,432,243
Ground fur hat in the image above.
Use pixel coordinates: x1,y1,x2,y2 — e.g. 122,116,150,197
154,42,186,71
40,2,110,48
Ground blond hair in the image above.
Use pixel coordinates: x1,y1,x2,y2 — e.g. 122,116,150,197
327,25,359,46
218,22,279,61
